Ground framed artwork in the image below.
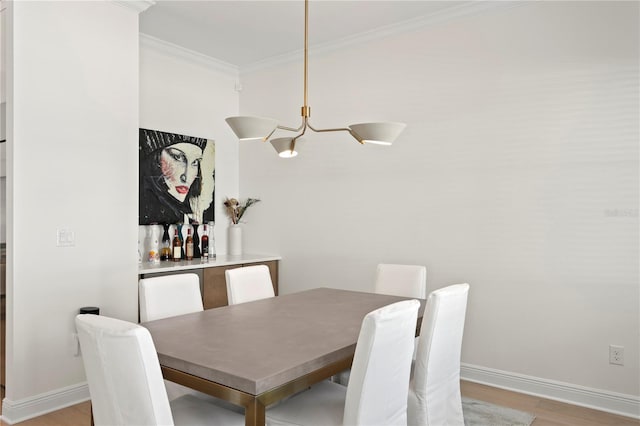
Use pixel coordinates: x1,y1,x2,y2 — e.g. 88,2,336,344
139,128,215,225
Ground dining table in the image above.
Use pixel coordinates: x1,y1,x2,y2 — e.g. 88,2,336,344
142,287,425,426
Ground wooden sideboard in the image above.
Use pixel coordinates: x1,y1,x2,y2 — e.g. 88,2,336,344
138,254,280,309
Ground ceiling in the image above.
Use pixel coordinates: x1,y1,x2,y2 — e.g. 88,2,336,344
139,1,469,68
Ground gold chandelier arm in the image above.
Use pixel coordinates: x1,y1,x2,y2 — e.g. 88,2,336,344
276,117,306,133
271,117,308,145
307,121,365,144
276,124,304,132
292,117,309,142
262,127,278,141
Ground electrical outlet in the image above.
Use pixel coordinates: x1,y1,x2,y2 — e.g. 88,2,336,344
609,345,624,366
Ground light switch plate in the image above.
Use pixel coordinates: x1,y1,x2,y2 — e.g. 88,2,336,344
57,229,75,247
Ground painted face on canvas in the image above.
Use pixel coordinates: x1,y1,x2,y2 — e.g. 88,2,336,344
160,143,203,202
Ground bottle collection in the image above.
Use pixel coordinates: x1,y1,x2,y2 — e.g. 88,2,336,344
140,223,215,264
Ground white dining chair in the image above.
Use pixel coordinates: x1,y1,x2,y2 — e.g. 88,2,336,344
225,265,275,305
139,273,207,400
75,314,244,426
408,283,469,426
337,263,427,386
139,273,204,322
374,263,427,299
266,299,420,426
376,263,426,360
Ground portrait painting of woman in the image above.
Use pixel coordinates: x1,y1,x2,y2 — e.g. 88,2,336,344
139,128,215,225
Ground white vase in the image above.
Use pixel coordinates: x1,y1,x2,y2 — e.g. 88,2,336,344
228,224,242,255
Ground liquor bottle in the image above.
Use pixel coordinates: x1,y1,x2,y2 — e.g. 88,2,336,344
193,224,201,258
185,228,194,260
201,224,209,262
160,224,171,261
160,240,171,261
208,221,216,259
172,229,182,262
177,223,185,260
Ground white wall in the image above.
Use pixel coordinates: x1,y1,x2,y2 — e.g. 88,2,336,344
1,3,6,243
3,1,139,420
239,0,639,408
1,4,242,421
139,37,240,254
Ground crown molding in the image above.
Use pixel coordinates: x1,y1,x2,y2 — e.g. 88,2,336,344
137,1,522,77
140,33,239,77
241,1,523,75
113,0,155,14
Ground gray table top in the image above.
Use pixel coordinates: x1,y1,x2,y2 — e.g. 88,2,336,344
143,287,424,395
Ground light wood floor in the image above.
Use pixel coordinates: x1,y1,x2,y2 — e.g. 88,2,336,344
461,381,639,426
0,381,638,425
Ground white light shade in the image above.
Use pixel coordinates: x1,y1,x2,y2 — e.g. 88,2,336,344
349,122,406,145
270,137,299,158
226,116,278,141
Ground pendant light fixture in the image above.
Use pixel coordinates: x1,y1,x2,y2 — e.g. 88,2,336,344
225,0,406,158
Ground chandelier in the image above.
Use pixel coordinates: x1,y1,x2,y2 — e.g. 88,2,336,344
225,0,406,158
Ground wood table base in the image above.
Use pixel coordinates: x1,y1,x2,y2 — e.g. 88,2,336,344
161,355,354,426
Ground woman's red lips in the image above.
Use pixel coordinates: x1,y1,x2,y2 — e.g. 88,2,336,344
175,186,189,194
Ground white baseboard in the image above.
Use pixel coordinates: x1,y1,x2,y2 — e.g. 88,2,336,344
461,363,640,420
1,383,90,425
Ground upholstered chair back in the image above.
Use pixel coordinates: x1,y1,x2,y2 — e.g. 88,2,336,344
408,283,470,426
374,263,427,299
225,265,275,305
76,314,174,425
139,273,203,322
344,299,421,425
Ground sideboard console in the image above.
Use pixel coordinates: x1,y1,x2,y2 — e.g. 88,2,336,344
138,254,280,309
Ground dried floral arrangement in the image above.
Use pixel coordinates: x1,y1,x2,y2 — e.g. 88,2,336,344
223,197,261,225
